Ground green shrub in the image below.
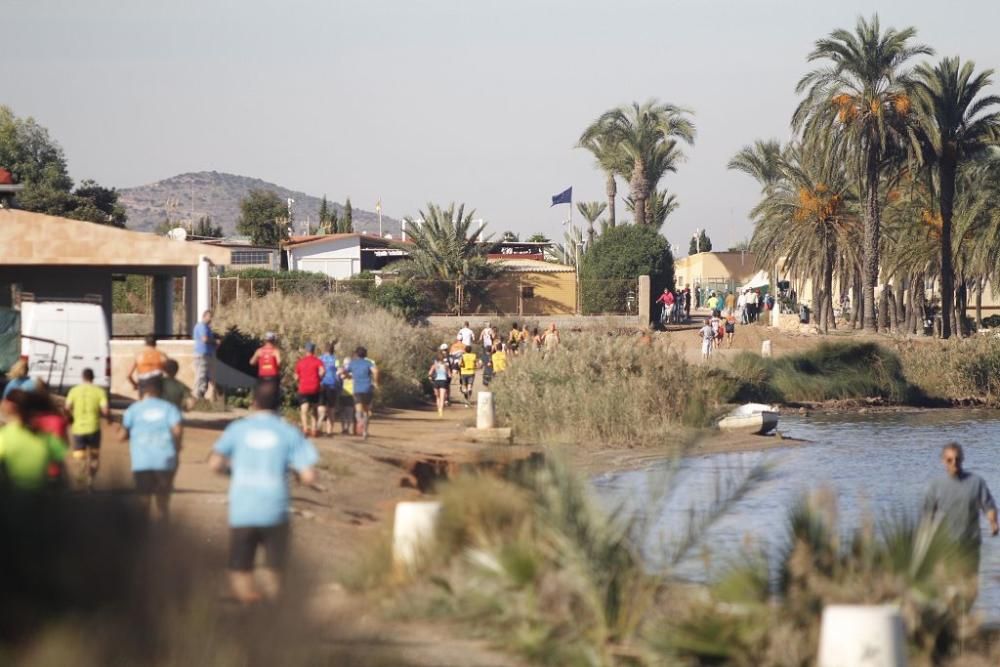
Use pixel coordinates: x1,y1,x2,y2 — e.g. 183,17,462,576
579,225,674,316
894,337,1000,405
370,281,429,322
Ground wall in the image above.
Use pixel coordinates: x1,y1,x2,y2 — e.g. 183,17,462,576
286,237,360,278
110,339,196,401
468,271,576,316
426,314,639,331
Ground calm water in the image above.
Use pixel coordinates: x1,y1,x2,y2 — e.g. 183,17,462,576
593,410,1000,619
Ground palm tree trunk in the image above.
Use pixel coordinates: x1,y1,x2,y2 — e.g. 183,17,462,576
630,160,648,226
862,148,881,332
939,159,956,339
886,285,898,332
976,280,984,331
895,279,906,326
605,172,617,228
822,247,834,334
852,271,863,329
878,286,889,333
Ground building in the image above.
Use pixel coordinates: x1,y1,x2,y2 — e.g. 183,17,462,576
480,258,577,316
194,236,280,270
673,251,758,295
284,233,409,278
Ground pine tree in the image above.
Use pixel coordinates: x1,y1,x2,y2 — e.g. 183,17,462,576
341,197,354,233
318,195,330,232
688,229,712,255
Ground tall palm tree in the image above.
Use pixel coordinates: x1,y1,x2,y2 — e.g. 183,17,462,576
576,201,607,246
624,189,678,230
577,129,626,228
794,14,932,331
728,139,785,191
911,57,1000,338
585,101,695,226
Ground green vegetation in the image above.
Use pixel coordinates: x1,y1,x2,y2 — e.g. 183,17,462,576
492,336,725,448
579,224,674,315
688,228,712,255
236,189,288,246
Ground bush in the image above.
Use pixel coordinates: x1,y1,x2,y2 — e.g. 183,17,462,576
491,334,730,448
894,337,1000,405
215,292,438,407
221,268,329,297
579,225,674,316
370,281,429,323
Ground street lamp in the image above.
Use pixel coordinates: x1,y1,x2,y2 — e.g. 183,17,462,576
692,228,701,254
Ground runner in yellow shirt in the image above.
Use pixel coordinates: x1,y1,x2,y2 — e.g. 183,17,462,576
491,344,508,373
458,346,480,407
65,368,110,490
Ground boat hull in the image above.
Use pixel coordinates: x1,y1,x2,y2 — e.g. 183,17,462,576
717,411,779,435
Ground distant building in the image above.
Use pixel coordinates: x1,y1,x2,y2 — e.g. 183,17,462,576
283,233,409,278
674,251,757,294
194,236,280,270
481,257,577,315
487,241,551,262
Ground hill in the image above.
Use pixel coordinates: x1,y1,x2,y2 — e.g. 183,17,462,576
118,171,401,238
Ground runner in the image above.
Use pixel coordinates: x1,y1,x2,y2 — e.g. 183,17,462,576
507,323,521,355
491,343,508,374
250,332,282,387
294,342,325,437
65,368,110,491
428,351,451,417
480,345,495,388
127,334,168,395
458,321,475,348
709,311,723,351
2,358,35,399
209,382,318,605
655,288,674,326
0,389,67,492
530,327,543,351
437,343,452,406
724,291,736,316
118,376,183,522
725,313,737,348
448,334,466,384
161,359,193,411
698,317,715,361
338,358,355,435
542,323,561,351
192,309,217,400
318,342,340,437
345,347,379,439
458,345,479,406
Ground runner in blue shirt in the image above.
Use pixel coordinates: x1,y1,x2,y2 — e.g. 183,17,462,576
209,382,318,605
345,347,379,440
119,377,183,521
318,342,340,437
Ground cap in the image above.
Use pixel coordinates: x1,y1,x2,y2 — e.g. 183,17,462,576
265,332,277,341
304,342,315,352
439,343,449,351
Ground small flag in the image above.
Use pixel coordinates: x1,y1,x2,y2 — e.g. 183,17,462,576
550,187,572,207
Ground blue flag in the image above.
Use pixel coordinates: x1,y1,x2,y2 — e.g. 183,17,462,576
550,187,572,206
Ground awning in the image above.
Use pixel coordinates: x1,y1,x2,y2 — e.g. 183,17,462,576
739,270,770,291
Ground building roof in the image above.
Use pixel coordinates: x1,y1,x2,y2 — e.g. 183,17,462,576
284,233,400,250
0,209,231,266
488,257,575,273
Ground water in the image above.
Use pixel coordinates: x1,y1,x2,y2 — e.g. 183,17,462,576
593,409,1000,619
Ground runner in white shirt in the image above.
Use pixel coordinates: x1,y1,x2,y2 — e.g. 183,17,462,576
480,322,495,351
458,321,475,347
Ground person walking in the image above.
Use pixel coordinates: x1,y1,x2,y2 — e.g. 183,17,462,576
65,368,110,491
724,313,737,348
507,323,522,355
127,334,168,395
345,347,379,439
480,345,495,388
294,343,325,437
683,286,692,321
542,323,561,352
119,377,183,522
428,351,451,417
458,321,475,348
318,343,340,437
2,358,36,399
161,359,193,411
923,443,999,575
737,290,748,324
724,291,736,316
0,389,67,492
458,345,479,406
192,310,216,400
698,318,715,361
747,290,760,323
480,322,495,352
250,332,282,387
209,383,318,605
337,358,355,435
655,288,674,326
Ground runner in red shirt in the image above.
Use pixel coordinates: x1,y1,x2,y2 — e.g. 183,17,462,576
294,342,325,436
250,333,282,384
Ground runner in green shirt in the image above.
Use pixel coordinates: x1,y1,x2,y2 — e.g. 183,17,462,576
65,368,110,490
0,389,67,491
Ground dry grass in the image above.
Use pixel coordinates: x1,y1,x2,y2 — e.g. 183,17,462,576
892,335,1000,405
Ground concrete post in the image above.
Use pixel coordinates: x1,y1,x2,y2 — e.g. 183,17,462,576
476,391,495,429
152,275,173,337
393,500,442,575
638,275,651,325
197,255,211,322
818,605,906,667
761,339,772,357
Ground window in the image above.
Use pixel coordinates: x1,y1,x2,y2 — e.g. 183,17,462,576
521,285,534,299
231,250,271,265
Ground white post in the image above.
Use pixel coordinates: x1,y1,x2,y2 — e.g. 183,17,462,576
476,391,495,429
761,339,772,358
818,605,907,667
196,255,211,322
392,501,442,574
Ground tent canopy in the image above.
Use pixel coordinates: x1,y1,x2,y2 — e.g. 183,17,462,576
739,270,770,291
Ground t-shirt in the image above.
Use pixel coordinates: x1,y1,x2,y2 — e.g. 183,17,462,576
2,377,36,399
255,345,280,378
161,377,191,411
135,348,167,378
458,327,475,346
295,355,325,394
66,383,108,436
460,352,478,376
492,351,507,373
699,325,716,342
122,397,182,472
725,294,736,309
213,412,319,528
320,354,340,388
347,358,376,394
193,322,215,356
924,472,998,545
481,329,494,348
706,297,719,310
431,360,450,381
0,422,66,491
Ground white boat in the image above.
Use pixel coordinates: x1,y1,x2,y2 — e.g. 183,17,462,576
717,403,780,435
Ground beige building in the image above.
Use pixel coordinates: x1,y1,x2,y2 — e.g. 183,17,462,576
674,251,758,295
479,258,577,315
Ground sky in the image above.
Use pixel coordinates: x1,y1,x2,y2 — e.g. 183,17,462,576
7,0,1000,251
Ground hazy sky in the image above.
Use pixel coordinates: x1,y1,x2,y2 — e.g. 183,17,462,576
8,0,1000,250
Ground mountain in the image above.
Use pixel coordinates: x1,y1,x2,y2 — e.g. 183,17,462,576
118,171,401,238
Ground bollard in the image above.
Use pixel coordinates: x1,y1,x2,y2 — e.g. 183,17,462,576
818,605,907,667
761,339,772,358
476,391,495,429
392,500,442,575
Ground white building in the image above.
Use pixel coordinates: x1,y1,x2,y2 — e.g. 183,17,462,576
283,233,408,278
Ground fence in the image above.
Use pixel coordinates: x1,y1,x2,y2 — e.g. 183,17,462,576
207,276,640,317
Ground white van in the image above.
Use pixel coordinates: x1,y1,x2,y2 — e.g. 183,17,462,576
20,301,111,391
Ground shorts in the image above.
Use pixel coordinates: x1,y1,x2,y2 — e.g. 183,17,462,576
72,432,102,450
353,391,373,407
460,374,475,387
258,375,280,386
433,379,450,390
228,522,290,572
297,392,319,406
133,469,175,495
321,386,340,409
701,340,712,355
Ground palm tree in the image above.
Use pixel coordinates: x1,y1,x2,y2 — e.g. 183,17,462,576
624,189,678,229
911,57,1000,338
576,201,607,246
794,14,932,331
584,101,695,226
400,202,494,313
728,139,785,191
551,224,584,267
577,126,628,228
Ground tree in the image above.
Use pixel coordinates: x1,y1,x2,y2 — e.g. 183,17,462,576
340,197,354,233
578,125,628,228
583,101,695,226
501,231,520,242
237,189,288,246
688,230,712,255
318,195,330,232
576,201,607,246
579,224,674,316
794,14,932,330
550,224,583,267
624,189,677,229
912,57,1000,338
527,233,550,243
192,216,223,238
